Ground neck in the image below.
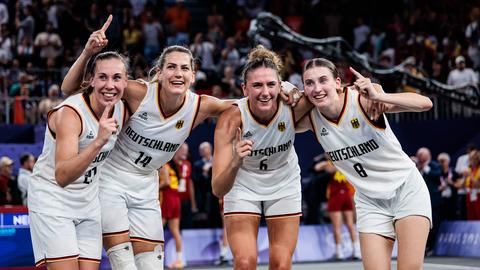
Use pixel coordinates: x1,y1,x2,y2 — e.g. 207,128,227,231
249,99,278,125
160,89,185,115
321,91,344,120
88,94,105,118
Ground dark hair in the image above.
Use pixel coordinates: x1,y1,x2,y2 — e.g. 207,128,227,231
149,45,195,81
82,51,130,94
303,58,340,79
20,153,33,165
241,45,283,83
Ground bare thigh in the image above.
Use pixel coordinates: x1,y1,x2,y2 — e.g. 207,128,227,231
395,215,430,270
359,233,394,270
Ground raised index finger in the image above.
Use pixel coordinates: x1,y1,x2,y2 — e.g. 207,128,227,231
100,15,113,33
101,104,113,119
349,67,365,79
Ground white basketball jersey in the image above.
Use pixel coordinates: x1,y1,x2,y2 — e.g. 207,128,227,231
28,93,125,218
225,98,301,201
309,88,416,199
105,82,200,176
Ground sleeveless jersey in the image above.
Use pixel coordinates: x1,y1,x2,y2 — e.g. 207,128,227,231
28,93,125,218
309,87,416,199
225,98,301,201
105,82,200,177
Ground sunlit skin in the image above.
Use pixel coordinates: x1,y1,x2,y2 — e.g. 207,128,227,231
303,66,343,119
242,67,280,123
89,58,127,115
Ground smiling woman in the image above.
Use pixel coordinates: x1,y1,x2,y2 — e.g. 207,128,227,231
27,51,129,270
211,45,305,270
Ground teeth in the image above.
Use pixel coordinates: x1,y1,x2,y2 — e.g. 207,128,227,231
103,93,116,97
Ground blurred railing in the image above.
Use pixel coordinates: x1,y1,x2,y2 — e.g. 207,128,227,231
0,96,63,124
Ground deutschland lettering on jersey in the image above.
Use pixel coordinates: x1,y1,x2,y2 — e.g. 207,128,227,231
326,139,379,162
248,140,292,157
125,126,180,152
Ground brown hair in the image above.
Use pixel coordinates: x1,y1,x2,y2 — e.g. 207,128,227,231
241,45,283,83
303,58,339,79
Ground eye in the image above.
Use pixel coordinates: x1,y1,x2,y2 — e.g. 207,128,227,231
304,80,313,86
181,66,190,71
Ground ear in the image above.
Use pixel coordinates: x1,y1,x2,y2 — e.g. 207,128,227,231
335,77,341,89
241,82,247,97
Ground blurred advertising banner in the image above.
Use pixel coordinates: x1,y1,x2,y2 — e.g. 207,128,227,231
435,221,480,257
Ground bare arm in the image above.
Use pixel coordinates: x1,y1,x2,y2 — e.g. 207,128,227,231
295,113,313,133
158,166,171,190
188,178,198,212
193,95,236,127
61,15,112,95
212,106,252,197
53,105,116,187
351,67,433,113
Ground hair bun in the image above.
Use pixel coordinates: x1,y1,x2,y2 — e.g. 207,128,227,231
247,45,283,72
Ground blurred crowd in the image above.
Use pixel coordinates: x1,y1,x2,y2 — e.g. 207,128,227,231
1,0,480,123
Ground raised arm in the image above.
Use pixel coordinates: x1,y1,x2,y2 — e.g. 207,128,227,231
211,106,252,197
351,67,433,113
54,104,117,187
61,15,112,95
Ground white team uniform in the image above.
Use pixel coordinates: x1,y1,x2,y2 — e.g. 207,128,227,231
100,81,200,243
224,98,302,218
28,93,125,266
309,88,431,238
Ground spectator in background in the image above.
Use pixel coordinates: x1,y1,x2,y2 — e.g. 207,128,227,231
34,22,63,63
142,10,163,62
17,153,35,206
193,142,214,219
38,84,62,122
353,17,370,51
190,33,215,73
123,18,143,54
220,37,240,72
447,55,478,87
15,4,35,44
454,144,477,220
0,24,12,66
0,156,13,205
415,147,441,255
220,65,241,97
465,151,480,220
84,3,101,33
17,36,34,66
319,160,361,260
176,144,198,229
437,152,458,221
455,144,478,175
0,2,8,25
305,154,330,225
164,0,191,42
465,7,480,70
159,145,188,269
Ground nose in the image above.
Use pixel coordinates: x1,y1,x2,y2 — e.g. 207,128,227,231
105,78,115,89
173,67,182,77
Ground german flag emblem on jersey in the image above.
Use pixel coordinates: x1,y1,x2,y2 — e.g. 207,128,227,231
350,118,360,129
175,120,184,129
278,121,286,132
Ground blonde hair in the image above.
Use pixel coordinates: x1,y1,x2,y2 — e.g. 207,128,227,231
241,45,283,83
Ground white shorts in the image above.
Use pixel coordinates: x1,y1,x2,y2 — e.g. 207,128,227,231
355,169,432,239
100,166,164,244
29,211,102,267
224,191,302,220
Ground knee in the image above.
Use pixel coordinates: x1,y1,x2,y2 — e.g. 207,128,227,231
269,256,292,270
233,255,257,270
